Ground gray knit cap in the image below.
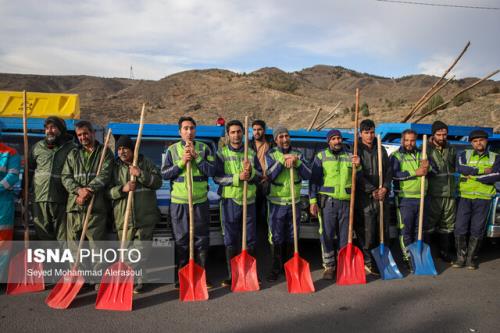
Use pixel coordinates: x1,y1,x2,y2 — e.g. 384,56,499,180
273,126,289,140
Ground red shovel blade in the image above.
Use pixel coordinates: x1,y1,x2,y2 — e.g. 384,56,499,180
6,250,45,295
95,262,134,311
284,253,315,294
231,250,259,292
178,259,208,302
337,243,366,286
45,269,85,309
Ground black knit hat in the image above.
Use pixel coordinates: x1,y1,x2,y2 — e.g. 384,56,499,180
45,116,67,134
469,129,488,141
116,135,134,150
431,121,448,134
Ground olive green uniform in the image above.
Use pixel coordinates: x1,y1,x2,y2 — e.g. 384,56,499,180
29,138,76,241
61,142,114,241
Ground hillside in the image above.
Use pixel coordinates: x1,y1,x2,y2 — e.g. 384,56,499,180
0,65,499,131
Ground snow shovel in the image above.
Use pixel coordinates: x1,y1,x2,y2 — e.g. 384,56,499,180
6,91,45,295
178,159,208,301
231,116,259,292
284,167,315,293
407,135,437,276
371,135,403,280
337,88,366,286
96,104,147,311
46,129,112,309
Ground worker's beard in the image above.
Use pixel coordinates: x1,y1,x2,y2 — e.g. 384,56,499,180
332,144,342,151
46,133,59,145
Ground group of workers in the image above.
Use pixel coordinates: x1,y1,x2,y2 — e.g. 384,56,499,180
0,116,499,293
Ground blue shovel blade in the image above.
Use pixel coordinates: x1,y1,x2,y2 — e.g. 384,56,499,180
371,245,403,280
407,240,438,276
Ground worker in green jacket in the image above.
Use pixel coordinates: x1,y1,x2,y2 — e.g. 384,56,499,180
453,129,500,269
108,135,162,293
214,120,260,287
161,116,215,288
426,121,457,262
28,116,76,241
61,121,113,275
390,129,430,272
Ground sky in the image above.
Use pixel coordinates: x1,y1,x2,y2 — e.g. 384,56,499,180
0,0,499,80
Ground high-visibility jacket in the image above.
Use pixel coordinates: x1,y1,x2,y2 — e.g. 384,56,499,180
29,138,76,203
458,149,498,200
162,141,215,205
266,147,312,205
310,147,360,202
214,144,257,205
391,147,428,199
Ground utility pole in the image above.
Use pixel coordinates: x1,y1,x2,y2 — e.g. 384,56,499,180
129,65,135,80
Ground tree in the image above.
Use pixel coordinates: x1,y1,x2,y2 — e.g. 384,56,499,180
361,102,369,116
421,94,446,114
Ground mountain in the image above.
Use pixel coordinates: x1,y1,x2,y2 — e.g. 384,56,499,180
1,65,499,131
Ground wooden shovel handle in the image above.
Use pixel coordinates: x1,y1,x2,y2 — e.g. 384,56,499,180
21,91,30,246
377,135,384,245
186,161,194,260
347,88,360,244
242,116,249,251
290,167,298,254
417,135,427,241
73,129,112,267
119,104,146,257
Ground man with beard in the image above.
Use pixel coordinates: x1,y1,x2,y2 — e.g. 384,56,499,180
61,121,113,245
214,120,259,287
250,120,272,228
391,129,430,272
162,116,215,288
453,130,500,270
0,128,21,281
28,116,76,241
265,126,311,282
354,120,391,275
108,135,162,293
426,121,457,262
309,129,361,280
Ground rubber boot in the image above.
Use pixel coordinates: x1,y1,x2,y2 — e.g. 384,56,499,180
221,246,237,287
466,237,482,270
452,235,467,268
175,247,188,289
266,244,282,282
196,250,213,289
439,233,455,263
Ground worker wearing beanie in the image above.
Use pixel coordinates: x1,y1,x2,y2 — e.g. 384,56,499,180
309,129,361,280
28,116,76,241
453,129,500,270
426,121,457,262
265,126,312,282
107,135,162,293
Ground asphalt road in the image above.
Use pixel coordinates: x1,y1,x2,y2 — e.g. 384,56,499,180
1,236,499,333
